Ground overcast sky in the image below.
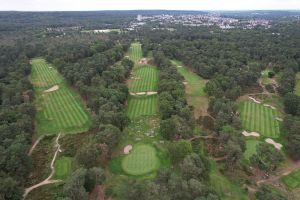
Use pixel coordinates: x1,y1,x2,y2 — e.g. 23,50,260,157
1,0,300,11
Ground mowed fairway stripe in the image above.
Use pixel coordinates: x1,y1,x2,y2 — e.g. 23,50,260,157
240,100,281,138
31,58,91,135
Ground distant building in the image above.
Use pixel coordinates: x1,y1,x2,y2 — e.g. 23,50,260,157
137,15,142,21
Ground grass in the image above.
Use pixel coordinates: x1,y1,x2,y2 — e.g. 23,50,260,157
127,42,142,63
295,72,300,96
122,144,160,176
54,156,74,180
281,169,300,189
244,140,262,160
30,58,92,135
240,101,281,138
126,43,158,119
172,60,209,118
209,160,248,200
129,66,158,92
172,60,206,97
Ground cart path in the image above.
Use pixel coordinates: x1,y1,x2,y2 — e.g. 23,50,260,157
28,136,44,156
23,133,62,199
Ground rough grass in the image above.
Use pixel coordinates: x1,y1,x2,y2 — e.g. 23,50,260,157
295,72,300,96
54,156,73,180
281,169,300,189
209,161,248,200
30,58,92,135
240,101,281,138
122,144,160,176
244,140,262,160
172,60,209,118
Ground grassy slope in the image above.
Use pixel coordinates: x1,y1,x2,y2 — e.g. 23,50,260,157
244,140,262,160
30,58,91,135
295,72,300,96
282,169,300,189
240,101,281,138
172,60,209,118
54,156,74,180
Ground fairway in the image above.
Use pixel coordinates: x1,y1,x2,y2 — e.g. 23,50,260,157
244,140,262,160
281,169,300,189
129,66,158,92
54,157,73,179
240,101,281,138
127,95,158,118
127,42,158,119
127,42,142,63
172,60,208,118
30,58,91,135
122,144,160,175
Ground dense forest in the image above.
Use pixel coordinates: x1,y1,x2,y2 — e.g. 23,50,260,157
0,11,300,200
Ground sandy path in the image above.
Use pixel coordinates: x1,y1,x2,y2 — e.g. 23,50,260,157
28,136,44,156
23,133,62,199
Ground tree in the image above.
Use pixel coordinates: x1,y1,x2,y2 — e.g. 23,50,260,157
283,93,300,116
0,176,23,200
250,143,283,172
180,153,210,181
255,185,287,200
168,140,193,164
63,168,89,200
96,124,121,151
84,167,106,192
75,139,99,168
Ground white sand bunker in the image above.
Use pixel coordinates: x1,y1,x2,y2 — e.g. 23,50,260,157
44,85,59,93
275,117,283,122
124,145,132,154
264,104,276,110
242,130,260,137
177,66,183,68
265,138,283,150
249,97,261,104
48,66,53,69
130,91,157,96
183,81,188,85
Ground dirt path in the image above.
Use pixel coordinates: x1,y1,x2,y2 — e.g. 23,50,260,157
23,133,62,199
28,136,43,156
257,160,300,185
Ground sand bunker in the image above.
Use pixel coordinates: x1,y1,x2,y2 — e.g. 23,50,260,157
130,91,157,96
139,58,148,65
265,138,283,150
124,145,133,154
264,104,276,110
183,82,188,85
48,67,53,69
249,97,261,104
177,66,183,68
242,130,260,137
44,85,59,93
275,117,283,122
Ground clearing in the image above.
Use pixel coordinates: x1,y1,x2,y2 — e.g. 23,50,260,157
122,144,160,176
172,60,209,118
239,100,281,138
30,58,91,135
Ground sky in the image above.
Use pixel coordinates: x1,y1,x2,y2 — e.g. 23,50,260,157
1,0,300,11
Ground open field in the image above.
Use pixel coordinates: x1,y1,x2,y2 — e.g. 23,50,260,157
127,42,142,63
282,169,300,189
240,101,281,138
172,60,209,118
54,157,73,180
30,58,91,135
129,66,158,92
122,144,160,175
244,140,262,160
296,72,300,96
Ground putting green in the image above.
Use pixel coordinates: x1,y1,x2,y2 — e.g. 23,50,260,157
54,156,73,179
122,144,160,175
